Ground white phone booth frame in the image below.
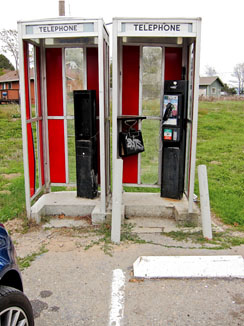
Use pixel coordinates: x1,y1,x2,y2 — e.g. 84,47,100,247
112,17,201,241
18,17,110,221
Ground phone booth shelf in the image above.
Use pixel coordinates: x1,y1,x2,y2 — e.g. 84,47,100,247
18,17,110,223
111,17,201,242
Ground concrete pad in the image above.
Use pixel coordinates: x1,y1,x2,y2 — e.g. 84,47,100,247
123,192,175,219
31,191,100,223
133,255,244,279
123,192,200,225
31,191,200,227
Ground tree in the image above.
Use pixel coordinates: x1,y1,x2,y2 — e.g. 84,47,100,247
205,65,217,76
222,83,236,95
0,54,14,71
233,63,244,95
0,29,19,70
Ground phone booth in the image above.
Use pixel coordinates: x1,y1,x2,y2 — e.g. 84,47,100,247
18,17,110,223
112,17,201,238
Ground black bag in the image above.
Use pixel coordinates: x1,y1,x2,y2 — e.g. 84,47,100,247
119,128,145,157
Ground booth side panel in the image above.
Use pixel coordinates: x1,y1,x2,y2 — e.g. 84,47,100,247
48,120,66,183
46,48,63,116
122,45,140,184
39,120,45,186
87,47,100,183
27,124,35,197
165,48,182,80
36,46,45,186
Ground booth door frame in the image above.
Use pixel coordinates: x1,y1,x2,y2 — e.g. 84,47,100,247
119,43,188,188
43,43,108,198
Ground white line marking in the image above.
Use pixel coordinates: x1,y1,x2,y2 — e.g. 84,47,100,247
109,269,125,326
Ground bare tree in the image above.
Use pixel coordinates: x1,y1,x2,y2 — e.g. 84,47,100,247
205,65,217,76
233,63,244,95
0,29,19,71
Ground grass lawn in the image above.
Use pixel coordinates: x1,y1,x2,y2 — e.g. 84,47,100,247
0,104,25,222
196,100,244,226
0,101,244,227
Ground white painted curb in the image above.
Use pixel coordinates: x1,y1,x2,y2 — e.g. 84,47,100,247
133,256,244,279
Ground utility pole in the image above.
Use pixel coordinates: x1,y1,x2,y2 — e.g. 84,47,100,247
59,0,65,16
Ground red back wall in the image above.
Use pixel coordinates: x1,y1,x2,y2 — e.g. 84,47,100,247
122,46,140,183
46,48,66,183
165,47,182,80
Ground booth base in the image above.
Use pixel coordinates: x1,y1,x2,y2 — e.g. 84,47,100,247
123,192,200,226
31,191,200,227
31,191,105,224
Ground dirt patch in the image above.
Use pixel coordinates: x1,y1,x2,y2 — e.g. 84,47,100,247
210,161,222,165
4,219,101,258
1,173,22,180
4,218,26,233
0,190,11,195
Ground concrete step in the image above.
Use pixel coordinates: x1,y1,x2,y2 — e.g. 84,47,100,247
125,216,179,233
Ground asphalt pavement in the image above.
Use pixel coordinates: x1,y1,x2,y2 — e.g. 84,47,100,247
17,224,244,326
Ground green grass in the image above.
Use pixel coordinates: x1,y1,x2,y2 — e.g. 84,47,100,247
196,101,244,226
140,119,160,185
163,230,244,250
17,245,48,270
0,104,25,223
83,222,148,255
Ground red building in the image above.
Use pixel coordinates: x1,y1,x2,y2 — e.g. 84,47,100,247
0,70,35,104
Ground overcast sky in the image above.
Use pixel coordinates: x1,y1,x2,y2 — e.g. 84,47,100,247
1,0,243,85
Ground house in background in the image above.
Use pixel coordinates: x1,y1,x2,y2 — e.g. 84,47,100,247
199,76,224,97
0,70,35,104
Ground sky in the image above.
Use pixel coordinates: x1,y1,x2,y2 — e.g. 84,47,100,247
0,0,243,86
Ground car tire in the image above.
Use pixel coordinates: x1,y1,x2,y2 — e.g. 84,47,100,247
0,285,34,326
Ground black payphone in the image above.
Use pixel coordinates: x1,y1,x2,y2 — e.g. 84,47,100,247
74,90,98,199
161,80,187,199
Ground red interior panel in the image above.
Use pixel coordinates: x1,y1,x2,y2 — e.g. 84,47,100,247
122,46,140,183
36,47,42,117
87,48,99,113
48,120,66,183
165,48,182,80
87,47,100,182
46,48,66,183
27,123,35,197
23,41,30,120
46,48,63,116
39,120,45,186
